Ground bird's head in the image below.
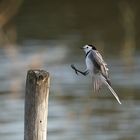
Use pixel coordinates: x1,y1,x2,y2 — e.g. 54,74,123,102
82,44,97,53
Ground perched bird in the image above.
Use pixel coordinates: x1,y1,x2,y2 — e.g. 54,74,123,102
71,44,121,104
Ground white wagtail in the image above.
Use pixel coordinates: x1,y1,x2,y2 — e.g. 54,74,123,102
71,44,121,104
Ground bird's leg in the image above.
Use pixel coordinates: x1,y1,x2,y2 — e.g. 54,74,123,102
71,64,89,76
83,70,89,76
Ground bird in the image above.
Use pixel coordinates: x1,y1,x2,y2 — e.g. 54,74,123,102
71,44,121,104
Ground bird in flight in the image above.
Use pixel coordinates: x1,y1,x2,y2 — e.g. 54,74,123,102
71,44,121,104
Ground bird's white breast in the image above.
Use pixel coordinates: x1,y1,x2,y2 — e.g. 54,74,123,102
85,56,94,74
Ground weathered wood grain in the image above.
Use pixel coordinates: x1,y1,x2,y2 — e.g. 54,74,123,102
24,70,50,140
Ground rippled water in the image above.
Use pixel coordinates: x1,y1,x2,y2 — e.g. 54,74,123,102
0,44,140,140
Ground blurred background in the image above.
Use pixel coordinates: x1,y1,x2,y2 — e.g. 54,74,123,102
0,0,140,140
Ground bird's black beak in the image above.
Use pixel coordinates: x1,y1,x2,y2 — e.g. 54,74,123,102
80,47,84,49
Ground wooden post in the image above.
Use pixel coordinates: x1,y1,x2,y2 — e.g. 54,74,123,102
24,70,50,140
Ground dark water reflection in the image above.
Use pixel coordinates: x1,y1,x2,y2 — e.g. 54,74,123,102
0,44,140,140
48,99,140,140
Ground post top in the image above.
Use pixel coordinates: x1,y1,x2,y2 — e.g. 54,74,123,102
27,69,50,81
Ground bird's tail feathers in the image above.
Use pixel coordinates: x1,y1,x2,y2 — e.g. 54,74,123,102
103,77,122,104
92,74,122,104
92,74,103,93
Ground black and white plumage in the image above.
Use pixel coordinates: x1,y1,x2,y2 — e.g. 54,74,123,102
71,44,121,104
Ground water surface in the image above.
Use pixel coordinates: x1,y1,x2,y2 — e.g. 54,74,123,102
0,44,140,140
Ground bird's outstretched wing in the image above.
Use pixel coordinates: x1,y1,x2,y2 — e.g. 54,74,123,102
91,50,109,80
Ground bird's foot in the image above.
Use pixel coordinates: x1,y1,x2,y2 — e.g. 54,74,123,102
71,64,79,75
